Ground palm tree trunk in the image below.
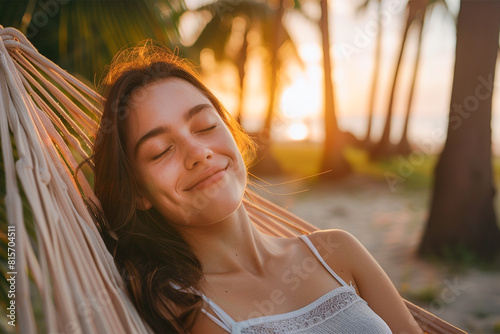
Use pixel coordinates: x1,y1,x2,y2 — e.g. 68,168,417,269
261,0,285,143
397,10,426,155
370,11,412,159
364,1,383,145
235,29,249,124
418,0,500,260
319,0,350,178
252,0,284,176
20,0,37,35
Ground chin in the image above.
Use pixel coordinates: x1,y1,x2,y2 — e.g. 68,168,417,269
176,174,245,226
199,184,244,222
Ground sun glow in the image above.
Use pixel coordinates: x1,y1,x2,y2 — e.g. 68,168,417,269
280,72,322,120
286,122,309,141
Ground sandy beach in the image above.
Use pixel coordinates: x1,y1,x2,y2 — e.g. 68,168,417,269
252,174,500,334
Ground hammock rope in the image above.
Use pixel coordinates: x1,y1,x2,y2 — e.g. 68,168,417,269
0,26,465,334
1,26,150,334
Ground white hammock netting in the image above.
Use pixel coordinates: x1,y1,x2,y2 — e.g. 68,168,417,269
0,26,153,333
0,26,465,334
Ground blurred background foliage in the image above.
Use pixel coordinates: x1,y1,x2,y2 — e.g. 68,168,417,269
0,0,184,81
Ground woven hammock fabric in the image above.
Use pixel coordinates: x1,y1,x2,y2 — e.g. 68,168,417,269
0,26,151,334
0,26,465,334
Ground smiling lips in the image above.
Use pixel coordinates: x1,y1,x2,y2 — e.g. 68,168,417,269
184,165,228,191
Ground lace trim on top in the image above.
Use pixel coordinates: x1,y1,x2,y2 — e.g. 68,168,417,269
234,285,362,334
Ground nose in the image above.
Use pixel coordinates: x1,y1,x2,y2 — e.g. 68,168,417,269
184,139,213,169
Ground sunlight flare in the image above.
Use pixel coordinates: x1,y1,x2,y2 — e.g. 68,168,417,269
280,74,321,119
286,122,309,141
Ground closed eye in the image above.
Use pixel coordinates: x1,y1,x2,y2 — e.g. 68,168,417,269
152,146,173,160
197,124,217,134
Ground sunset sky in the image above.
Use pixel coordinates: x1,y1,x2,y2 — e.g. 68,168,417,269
181,0,500,151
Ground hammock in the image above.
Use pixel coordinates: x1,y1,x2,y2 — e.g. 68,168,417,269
0,26,466,334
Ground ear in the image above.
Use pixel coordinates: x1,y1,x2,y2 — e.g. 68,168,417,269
135,193,153,211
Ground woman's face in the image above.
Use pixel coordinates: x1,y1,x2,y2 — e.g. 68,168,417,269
124,78,247,227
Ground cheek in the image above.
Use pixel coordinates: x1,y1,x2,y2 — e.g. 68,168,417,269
224,131,247,168
234,156,247,187
136,164,179,203
233,145,248,184
135,165,206,224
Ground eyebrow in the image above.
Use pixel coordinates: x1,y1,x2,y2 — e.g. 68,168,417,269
134,103,212,157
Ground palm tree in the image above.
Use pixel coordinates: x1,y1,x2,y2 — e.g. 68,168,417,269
395,0,450,155
357,0,383,146
418,0,500,260
369,0,451,158
369,0,428,159
394,5,427,155
0,0,186,81
190,0,304,174
260,0,286,146
189,1,275,124
319,0,351,178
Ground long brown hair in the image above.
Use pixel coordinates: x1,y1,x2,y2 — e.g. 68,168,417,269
91,41,254,333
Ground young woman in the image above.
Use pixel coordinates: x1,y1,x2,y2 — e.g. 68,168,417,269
91,42,423,334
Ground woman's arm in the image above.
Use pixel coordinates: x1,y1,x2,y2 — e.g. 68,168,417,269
313,229,424,334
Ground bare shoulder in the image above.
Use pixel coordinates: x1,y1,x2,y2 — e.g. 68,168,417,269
307,228,356,242
306,229,380,279
305,229,362,260
303,229,362,286
304,229,385,289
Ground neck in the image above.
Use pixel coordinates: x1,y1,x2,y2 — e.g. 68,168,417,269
179,204,278,276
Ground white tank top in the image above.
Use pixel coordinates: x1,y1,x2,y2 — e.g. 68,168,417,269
199,234,392,333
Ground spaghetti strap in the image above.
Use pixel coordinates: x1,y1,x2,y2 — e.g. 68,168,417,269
170,282,233,332
201,308,231,332
200,295,234,332
299,234,350,287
